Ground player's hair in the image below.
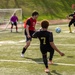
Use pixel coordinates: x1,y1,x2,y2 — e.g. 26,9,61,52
32,11,39,16
41,20,49,29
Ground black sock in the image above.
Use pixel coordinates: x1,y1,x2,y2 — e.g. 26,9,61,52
43,54,48,68
22,47,27,54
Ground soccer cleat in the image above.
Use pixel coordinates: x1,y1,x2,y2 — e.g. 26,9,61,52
21,54,24,58
69,31,72,33
45,68,50,73
48,60,53,65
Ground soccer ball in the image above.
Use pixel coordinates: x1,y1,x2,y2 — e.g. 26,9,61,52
55,27,61,33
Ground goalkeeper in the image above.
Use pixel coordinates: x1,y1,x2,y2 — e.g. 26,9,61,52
10,13,18,32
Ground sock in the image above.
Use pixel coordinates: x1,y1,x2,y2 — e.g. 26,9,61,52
11,26,13,32
22,47,27,54
16,27,18,32
43,54,48,68
69,27,72,32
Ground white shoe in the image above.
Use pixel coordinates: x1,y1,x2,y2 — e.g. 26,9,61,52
21,54,24,58
45,68,50,73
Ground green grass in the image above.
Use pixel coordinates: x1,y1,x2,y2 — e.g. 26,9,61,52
0,24,75,75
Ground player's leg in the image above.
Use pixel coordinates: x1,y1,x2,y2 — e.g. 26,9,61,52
22,40,31,54
74,22,75,27
40,48,49,72
49,49,54,64
14,22,18,32
11,23,13,32
68,20,73,33
42,54,49,73
21,30,32,57
21,37,31,57
73,22,75,32
16,25,18,32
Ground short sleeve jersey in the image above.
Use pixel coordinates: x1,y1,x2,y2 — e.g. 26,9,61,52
33,30,53,46
24,17,36,31
69,14,75,20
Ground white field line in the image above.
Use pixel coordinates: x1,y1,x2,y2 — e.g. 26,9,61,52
0,59,75,66
0,41,75,47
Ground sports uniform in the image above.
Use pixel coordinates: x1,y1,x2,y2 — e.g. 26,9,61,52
24,17,36,41
10,15,18,26
32,20,64,73
68,12,75,33
69,14,75,27
10,14,18,32
33,30,54,68
21,11,39,57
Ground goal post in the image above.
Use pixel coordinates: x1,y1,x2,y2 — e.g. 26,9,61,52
0,8,22,32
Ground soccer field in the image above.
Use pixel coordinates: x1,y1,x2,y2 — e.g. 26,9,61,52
0,24,75,75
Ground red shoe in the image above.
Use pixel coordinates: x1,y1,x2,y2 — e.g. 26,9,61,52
48,60,53,65
45,68,50,73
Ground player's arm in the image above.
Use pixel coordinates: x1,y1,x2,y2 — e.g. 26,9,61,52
50,42,64,56
67,14,73,20
26,20,31,38
32,31,38,38
69,14,73,17
49,32,64,56
16,16,18,21
10,17,13,23
10,16,12,22
17,17,18,21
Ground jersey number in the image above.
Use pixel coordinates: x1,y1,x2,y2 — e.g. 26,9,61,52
41,37,46,44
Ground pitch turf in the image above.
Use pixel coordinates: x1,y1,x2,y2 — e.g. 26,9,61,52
0,24,75,75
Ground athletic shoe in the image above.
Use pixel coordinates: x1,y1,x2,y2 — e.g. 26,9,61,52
69,31,72,33
45,68,50,73
48,60,53,65
21,54,24,58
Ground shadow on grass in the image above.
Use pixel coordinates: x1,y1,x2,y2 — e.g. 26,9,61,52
51,70,62,75
47,72,53,75
67,56,74,58
25,57,42,63
25,57,62,75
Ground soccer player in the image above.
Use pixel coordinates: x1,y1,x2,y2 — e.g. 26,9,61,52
68,11,75,33
32,20,65,73
21,11,39,57
10,13,18,32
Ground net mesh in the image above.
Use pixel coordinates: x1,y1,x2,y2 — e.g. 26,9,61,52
0,9,22,32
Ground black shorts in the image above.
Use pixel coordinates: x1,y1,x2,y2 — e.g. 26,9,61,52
69,19,75,27
11,22,17,26
24,29,35,42
40,45,54,54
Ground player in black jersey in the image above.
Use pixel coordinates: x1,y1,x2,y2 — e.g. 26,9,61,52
68,11,75,33
32,20,65,73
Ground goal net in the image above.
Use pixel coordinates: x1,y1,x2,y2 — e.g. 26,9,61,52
0,8,22,32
